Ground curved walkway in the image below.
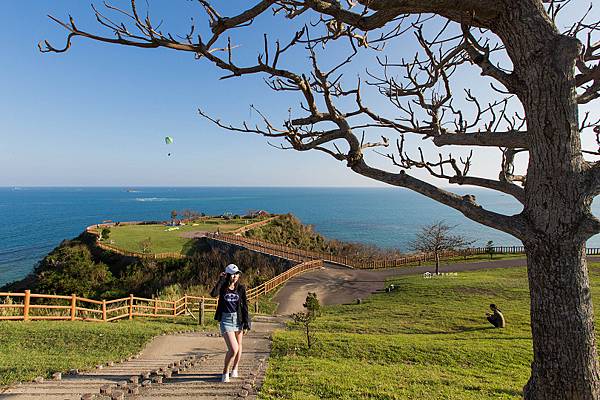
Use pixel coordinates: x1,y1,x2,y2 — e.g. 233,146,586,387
274,256,600,314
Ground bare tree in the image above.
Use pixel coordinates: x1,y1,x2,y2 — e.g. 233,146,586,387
410,221,473,274
40,1,600,398
139,237,152,254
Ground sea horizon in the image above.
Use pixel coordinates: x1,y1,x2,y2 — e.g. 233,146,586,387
1,186,598,287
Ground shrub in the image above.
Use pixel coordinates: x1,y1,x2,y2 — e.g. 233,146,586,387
101,228,111,240
35,244,114,298
291,292,321,349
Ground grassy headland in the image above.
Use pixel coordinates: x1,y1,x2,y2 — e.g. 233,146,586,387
260,264,600,399
101,217,250,255
1,213,412,300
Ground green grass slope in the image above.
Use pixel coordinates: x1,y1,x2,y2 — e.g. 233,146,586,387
0,318,216,386
104,219,248,254
260,264,600,399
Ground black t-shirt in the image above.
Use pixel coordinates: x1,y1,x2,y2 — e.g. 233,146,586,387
222,287,240,314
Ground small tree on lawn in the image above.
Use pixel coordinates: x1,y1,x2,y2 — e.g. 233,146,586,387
291,292,321,349
140,237,152,254
486,240,495,260
410,221,474,275
100,228,110,241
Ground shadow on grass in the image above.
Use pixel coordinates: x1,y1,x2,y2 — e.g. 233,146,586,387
490,387,523,397
181,237,211,257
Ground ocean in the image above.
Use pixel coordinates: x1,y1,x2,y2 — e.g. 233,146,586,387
1,186,598,286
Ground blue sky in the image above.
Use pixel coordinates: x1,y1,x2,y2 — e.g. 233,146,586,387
1,2,597,187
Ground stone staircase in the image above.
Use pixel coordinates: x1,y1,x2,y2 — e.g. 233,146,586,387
1,317,282,400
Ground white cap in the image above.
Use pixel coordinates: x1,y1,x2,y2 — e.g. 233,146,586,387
225,264,241,275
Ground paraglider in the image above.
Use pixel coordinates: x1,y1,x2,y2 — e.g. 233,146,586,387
165,136,173,156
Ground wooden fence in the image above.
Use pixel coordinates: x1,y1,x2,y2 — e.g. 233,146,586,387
0,259,323,323
205,233,465,269
230,216,278,234
88,221,600,269
207,234,600,269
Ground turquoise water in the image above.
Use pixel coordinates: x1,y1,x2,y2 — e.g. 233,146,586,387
1,186,597,286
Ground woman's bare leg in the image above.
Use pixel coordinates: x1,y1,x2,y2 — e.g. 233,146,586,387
231,330,244,372
222,331,239,374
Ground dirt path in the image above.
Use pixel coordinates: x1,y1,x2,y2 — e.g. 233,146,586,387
274,256,600,314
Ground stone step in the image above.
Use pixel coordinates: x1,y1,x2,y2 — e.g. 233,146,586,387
131,396,258,400
0,394,83,400
1,322,277,400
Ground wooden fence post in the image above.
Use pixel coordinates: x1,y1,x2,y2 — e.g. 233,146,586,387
129,294,134,320
23,290,31,321
254,300,259,314
153,298,158,317
199,299,205,326
102,300,107,322
70,294,77,321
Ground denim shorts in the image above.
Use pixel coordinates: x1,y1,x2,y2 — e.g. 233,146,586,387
220,312,241,334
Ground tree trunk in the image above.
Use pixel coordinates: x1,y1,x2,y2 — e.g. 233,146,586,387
490,5,600,397
435,252,440,275
523,241,599,399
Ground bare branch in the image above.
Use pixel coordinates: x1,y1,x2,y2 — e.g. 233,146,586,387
351,159,526,238
433,130,529,148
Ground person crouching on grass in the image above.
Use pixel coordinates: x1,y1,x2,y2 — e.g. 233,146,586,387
210,263,251,383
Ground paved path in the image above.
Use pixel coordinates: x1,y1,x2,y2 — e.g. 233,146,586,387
0,317,283,400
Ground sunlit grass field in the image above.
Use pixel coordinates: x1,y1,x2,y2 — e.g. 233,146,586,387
102,219,249,254
260,263,600,399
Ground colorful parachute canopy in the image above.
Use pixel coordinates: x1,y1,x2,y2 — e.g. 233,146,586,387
165,136,174,145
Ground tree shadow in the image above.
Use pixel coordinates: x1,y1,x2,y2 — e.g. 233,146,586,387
490,387,523,397
182,237,210,257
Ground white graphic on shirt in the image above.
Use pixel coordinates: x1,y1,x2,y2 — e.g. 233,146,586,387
224,293,239,302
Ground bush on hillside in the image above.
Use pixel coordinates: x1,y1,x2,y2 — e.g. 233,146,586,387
245,214,406,260
34,242,114,298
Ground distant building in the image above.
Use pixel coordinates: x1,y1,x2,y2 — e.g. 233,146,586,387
248,210,270,218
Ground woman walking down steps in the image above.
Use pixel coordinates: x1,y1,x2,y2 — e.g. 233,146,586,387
210,263,251,383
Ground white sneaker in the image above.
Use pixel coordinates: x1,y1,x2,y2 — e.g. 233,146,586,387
221,373,230,383
230,369,239,378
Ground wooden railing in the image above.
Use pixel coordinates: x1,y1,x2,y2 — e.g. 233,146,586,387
0,259,322,323
230,216,278,235
247,260,322,300
206,232,441,268
208,233,600,269
95,240,185,259
87,220,600,270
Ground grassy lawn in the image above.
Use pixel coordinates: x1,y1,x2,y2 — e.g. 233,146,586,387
256,286,285,316
260,263,600,399
398,252,526,269
0,317,217,386
102,219,249,254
